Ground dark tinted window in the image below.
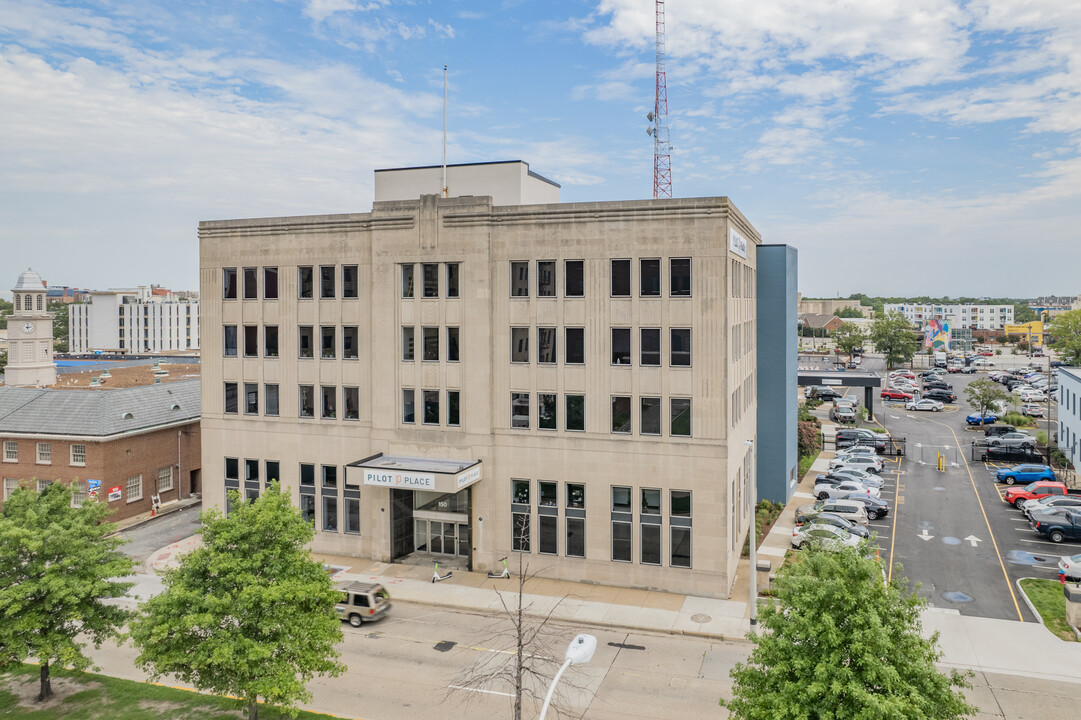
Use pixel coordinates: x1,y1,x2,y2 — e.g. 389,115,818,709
641,328,660,366
298,266,313,299
511,327,529,363
641,397,661,435
565,328,584,364
224,383,238,413
423,264,439,298
447,327,459,362
264,325,279,357
243,326,258,357
223,325,237,357
243,268,257,299
611,396,631,433
566,395,585,431
263,267,278,299
565,260,584,297
446,263,460,298
511,262,529,297
320,266,335,298
611,328,631,365
223,268,237,299
611,259,631,297
537,328,557,364
539,393,557,430
640,258,660,296
342,265,358,298
670,258,691,297
671,329,691,366
537,261,556,297
402,264,414,298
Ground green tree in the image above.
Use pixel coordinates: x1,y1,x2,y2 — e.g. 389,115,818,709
0,297,12,329
131,482,345,720
1049,309,1081,366
722,547,976,720
49,302,70,353
964,378,1012,417
1013,302,1036,324
834,306,864,318
0,483,135,701
870,311,918,368
832,322,866,362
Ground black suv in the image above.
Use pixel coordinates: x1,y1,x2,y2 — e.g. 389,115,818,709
836,428,888,451
981,446,1044,463
923,389,957,403
811,387,843,401
985,425,1018,438
923,380,953,392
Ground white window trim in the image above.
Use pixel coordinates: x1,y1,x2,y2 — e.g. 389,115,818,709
157,466,174,493
36,442,52,465
2,441,16,463
70,444,86,467
126,474,143,503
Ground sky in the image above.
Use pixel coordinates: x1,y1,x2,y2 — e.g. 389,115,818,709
1,0,1079,299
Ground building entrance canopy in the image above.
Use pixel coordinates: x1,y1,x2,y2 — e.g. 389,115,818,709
346,453,482,494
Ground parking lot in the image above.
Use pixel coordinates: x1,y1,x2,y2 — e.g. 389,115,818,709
819,362,1069,622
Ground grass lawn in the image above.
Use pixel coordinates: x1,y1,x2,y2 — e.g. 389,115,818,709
0,664,347,720
1019,578,1079,642
797,453,818,480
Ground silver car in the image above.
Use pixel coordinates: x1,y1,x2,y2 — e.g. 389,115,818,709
987,432,1037,449
791,523,863,550
905,399,943,412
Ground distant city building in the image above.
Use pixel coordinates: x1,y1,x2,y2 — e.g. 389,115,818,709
798,313,843,333
797,296,870,318
883,303,1014,330
1003,321,1044,346
69,286,200,354
46,285,90,304
5,269,57,388
1058,369,1081,474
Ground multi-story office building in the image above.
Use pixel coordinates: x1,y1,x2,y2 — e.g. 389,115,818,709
1058,368,1081,471
199,161,761,598
69,287,200,354
883,303,1014,330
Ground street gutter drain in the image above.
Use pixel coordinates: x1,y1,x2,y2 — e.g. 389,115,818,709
434,641,457,652
690,613,712,624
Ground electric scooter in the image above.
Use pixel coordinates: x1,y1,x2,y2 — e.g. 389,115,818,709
487,556,510,579
432,562,453,583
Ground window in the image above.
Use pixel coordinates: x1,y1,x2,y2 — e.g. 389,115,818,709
611,259,631,297
671,329,691,366
70,480,86,507
342,326,358,360
566,395,585,431
641,397,661,435
3,441,16,462
539,393,557,430
223,325,237,357
37,478,53,492
423,327,439,361
511,393,530,429
642,524,661,565
34,442,51,464
70,444,86,466
402,264,415,298
611,328,631,365
224,383,238,414
300,495,316,524
671,527,691,567
537,327,557,364
539,481,557,507
321,386,336,419
564,328,584,364
510,261,529,297
641,328,660,366
345,498,360,534
422,263,439,297
446,263,460,298
402,389,415,423
565,260,584,297
321,326,336,359
513,512,531,552
670,258,691,297
243,267,258,299
566,517,585,558
320,265,335,298
322,496,338,532
423,390,440,424
126,474,143,502
298,266,314,299
298,326,314,358
342,265,358,298
402,327,414,361
671,490,691,567
611,396,631,434
344,387,359,420
264,267,279,299
245,383,259,415
299,385,315,418
158,466,174,492
265,384,279,416
537,261,556,297
640,258,660,297
3,478,19,499
266,460,280,484
539,515,557,555
447,390,461,426
322,465,337,488
511,327,529,363
243,325,258,357
264,325,279,357
447,327,460,362
300,463,315,486
225,458,239,480
612,524,631,561
223,268,237,299
671,398,692,437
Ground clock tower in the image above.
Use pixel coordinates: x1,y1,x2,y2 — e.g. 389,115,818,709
5,268,57,387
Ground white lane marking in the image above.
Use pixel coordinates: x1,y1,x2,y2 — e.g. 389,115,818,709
449,685,515,697
918,529,934,541
965,535,982,547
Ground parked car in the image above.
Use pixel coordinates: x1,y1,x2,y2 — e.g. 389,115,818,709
923,380,953,391
985,425,1018,438
981,446,1044,463
836,428,889,451
797,499,869,525
1030,509,1081,543
813,479,881,500
1021,404,1045,418
987,432,1037,449
995,464,1056,486
818,469,884,489
1004,480,1078,509
793,511,870,538
1021,495,1081,519
830,405,857,423
1059,552,1081,580
839,492,891,520
811,387,843,401
1018,391,1046,403
919,370,940,379
833,445,878,460
960,366,977,374
972,358,993,368
890,370,916,380
791,523,863,550
881,388,914,400
906,398,944,412
966,411,999,425
830,455,884,474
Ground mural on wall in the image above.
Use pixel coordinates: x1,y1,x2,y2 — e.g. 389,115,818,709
924,319,951,351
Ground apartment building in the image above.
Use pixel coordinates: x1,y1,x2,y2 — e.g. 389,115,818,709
69,286,200,354
199,161,761,598
1058,368,1081,472
883,303,1014,330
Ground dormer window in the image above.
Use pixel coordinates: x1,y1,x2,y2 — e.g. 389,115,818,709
121,411,134,420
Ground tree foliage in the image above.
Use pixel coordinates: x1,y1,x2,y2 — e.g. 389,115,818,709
723,547,976,720
130,483,345,720
870,312,918,368
0,483,135,701
834,306,865,319
963,378,1012,417
1049,309,1081,366
48,303,70,353
0,297,11,329
832,322,866,361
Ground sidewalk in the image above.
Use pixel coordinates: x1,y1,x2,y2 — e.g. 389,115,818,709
111,495,203,534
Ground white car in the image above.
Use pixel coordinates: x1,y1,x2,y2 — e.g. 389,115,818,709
791,523,863,550
813,480,881,500
1011,385,1035,395
1060,552,1081,581
825,471,884,489
1019,391,1046,403
830,456,884,474
833,447,878,461
905,399,944,412
799,499,869,525
1022,496,1081,519
972,358,993,368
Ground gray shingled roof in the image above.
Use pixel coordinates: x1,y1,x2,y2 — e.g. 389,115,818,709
0,380,200,437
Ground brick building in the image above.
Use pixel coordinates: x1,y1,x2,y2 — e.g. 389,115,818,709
0,380,201,522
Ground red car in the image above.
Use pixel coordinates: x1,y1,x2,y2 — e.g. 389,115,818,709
881,389,914,400
979,351,994,356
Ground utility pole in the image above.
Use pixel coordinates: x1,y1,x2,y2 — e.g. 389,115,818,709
646,0,672,198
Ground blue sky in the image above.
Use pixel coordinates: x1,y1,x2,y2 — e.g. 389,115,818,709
2,0,1079,298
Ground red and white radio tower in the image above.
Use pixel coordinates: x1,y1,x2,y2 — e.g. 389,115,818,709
647,0,672,198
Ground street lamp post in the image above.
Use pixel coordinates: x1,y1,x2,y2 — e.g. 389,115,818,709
745,439,757,627
539,634,597,720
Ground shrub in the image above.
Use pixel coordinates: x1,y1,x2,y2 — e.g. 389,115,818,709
798,419,822,457
1001,411,1035,428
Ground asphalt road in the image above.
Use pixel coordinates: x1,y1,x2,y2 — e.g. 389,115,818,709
117,503,202,565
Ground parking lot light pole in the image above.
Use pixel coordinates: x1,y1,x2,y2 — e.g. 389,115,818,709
745,439,757,627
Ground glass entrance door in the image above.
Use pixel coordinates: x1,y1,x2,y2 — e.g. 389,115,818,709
414,519,469,557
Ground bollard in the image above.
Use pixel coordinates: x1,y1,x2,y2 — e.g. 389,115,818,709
755,560,772,593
